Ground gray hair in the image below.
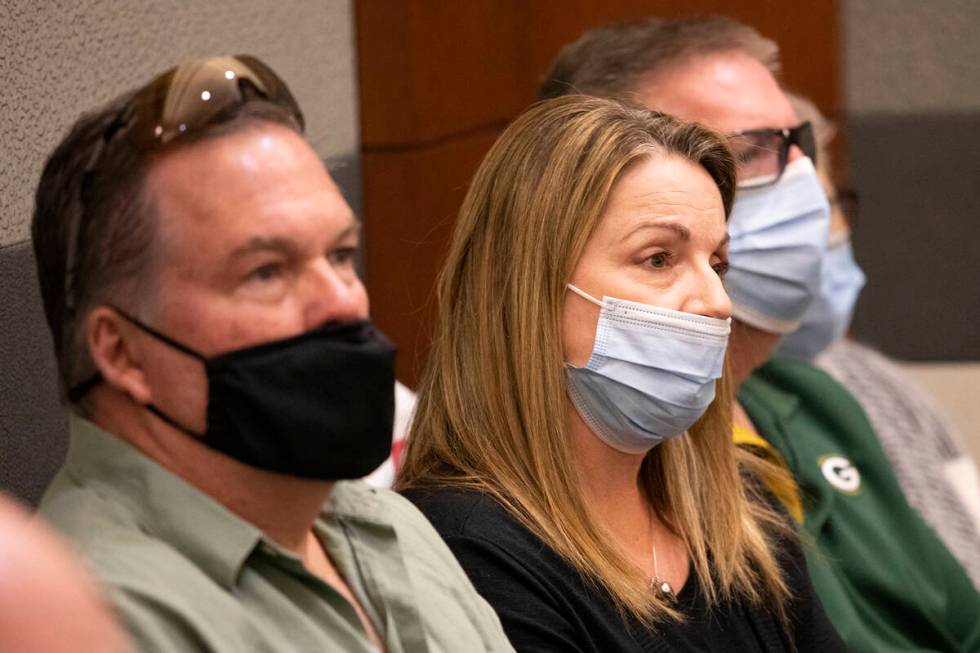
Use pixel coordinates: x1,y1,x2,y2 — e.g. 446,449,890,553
539,15,780,102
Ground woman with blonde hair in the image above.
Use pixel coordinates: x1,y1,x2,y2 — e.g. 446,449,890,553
398,96,842,652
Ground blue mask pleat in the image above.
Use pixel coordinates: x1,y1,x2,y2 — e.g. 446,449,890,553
777,239,866,360
566,290,730,454
725,158,831,334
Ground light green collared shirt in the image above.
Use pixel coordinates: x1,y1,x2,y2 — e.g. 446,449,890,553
39,416,514,653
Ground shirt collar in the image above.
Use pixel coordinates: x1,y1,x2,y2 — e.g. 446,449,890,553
325,480,386,524
64,415,262,589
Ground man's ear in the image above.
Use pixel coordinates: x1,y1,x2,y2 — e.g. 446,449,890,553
85,307,153,405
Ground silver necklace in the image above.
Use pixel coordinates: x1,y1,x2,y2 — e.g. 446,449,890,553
651,539,674,597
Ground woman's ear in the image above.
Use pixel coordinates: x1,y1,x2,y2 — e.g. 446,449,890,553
85,307,153,405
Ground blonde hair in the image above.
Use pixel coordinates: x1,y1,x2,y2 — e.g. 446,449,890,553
398,96,791,626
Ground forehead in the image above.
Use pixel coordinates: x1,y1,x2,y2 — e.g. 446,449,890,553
597,154,725,235
145,124,351,247
636,51,798,133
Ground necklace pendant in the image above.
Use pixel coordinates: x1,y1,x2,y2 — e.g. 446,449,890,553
652,576,674,597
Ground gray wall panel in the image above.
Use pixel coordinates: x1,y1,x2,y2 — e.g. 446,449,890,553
843,0,980,361
844,0,980,115
849,113,980,360
0,242,68,505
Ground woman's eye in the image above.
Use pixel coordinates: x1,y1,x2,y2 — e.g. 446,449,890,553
648,252,672,269
712,260,730,278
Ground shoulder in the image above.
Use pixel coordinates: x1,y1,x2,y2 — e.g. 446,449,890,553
399,485,583,605
757,357,867,414
748,357,851,401
401,485,571,583
741,358,879,457
332,482,516,652
38,469,172,586
819,338,886,366
40,479,254,650
401,486,519,534
333,482,510,586
819,339,915,385
402,488,655,652
331,480,496,547
818,339,961,448
44,493,232,611
400,485,546,562
39,466,131,537
331,482,455,559
333,482,482,565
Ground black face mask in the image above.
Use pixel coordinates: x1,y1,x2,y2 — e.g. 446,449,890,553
72,310,396,480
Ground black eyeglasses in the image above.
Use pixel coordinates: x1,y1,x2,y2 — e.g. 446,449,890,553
729,122,816,189
64,54,304,313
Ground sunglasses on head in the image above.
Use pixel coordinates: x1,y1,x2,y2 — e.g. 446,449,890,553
65,54,304,314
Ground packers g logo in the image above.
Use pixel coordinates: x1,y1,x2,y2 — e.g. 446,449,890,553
819,455,861,495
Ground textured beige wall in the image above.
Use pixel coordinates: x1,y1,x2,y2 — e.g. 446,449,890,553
0,0,358,246
844,0,980,114
901,363,980,465
843,0,979,448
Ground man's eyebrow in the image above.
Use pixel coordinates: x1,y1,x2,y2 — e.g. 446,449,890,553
623,220,691,243
718,232,731,249
228,236,301,260
227,221,360,261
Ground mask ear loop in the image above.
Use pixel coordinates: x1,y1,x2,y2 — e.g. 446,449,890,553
108,306,207,361
566,283,606,308
67,306,207,420
103,307,209,435
143,404,205,438
564,284,608,373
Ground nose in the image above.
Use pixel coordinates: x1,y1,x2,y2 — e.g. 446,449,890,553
787,144,806,164
301,258,369,328
682,269,732,320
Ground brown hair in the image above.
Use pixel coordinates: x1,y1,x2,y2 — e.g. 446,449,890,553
398,95,791,626
32,94,298,407
539,15,779,102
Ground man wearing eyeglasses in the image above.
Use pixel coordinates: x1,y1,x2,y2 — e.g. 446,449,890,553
541,16,980,652
33,56,513,652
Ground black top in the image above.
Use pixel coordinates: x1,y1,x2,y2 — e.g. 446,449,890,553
404,487,844,653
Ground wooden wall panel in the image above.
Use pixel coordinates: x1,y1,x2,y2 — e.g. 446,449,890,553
362,126,503,382
356,1,525,147
357,1,841,386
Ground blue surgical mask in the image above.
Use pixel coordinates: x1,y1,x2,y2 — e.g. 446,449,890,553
565,284,731,454
777,233,866,360
725,157,831,334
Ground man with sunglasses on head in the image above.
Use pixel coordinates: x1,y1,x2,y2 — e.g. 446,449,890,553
541,16,980,651
33,56,513,652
